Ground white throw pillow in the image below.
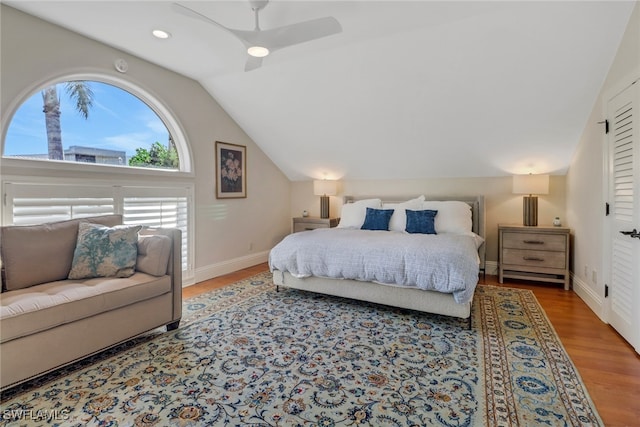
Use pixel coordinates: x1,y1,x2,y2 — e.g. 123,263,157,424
137,234,172,277
382,196,425,232
337,198,382,229
421,200,472,234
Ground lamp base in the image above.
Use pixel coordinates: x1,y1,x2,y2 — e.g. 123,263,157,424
523,196,538,226
320,195,330,219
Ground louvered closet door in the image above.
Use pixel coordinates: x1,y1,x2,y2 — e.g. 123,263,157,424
608,82,640,353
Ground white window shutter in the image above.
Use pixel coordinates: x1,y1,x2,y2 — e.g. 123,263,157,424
2,181,193,280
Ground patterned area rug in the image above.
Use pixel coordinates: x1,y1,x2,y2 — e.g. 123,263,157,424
0,272,602,426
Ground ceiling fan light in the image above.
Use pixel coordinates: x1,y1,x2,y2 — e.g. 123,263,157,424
247,46,269,57
152,29,171,39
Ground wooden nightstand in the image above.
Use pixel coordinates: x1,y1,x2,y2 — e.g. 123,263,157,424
498,224,571,290
292,217,340,233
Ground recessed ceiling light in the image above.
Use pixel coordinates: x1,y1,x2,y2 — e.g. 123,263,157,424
247,46,269,58
152,29,171,39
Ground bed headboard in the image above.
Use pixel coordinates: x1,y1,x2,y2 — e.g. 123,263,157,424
343,195,486,270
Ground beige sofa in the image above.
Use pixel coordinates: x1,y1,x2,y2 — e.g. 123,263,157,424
0,215,182,390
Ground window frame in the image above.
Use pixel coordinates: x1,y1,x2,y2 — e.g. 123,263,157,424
1,72,193,176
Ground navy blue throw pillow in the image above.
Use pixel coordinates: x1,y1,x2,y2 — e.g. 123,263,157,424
405,209,438,234
361,208,394,231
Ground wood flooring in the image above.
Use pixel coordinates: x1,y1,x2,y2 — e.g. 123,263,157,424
185,263,640,427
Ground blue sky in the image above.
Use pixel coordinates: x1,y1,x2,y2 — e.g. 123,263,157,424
4,81,170,157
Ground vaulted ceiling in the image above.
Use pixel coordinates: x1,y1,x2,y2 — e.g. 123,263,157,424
7,1,636,181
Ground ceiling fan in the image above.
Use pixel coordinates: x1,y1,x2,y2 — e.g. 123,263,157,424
172,1,342,72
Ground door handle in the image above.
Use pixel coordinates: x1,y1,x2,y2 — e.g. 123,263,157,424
620,229,640,239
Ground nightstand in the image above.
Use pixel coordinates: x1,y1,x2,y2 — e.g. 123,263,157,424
498,224,571,290
292,217,340,233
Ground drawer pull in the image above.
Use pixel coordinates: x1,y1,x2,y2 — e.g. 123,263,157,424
523,256,544,262
523,240,545,245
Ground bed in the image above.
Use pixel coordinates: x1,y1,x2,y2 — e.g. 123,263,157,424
269,195,485,325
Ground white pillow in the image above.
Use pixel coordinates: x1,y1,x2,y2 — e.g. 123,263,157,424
382,196,425,232
337,198,382,229
421,200,472,234
137,234,172,276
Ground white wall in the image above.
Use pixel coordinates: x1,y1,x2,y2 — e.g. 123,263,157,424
4,2,636,293
0,5,292,283
567,3,639,318
292,176,567,268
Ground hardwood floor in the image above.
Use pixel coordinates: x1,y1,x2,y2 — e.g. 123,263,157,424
481,275,640,427
186,263,640,427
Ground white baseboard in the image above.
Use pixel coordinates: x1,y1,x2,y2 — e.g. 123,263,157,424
484,261,498,276
484,264,607,324
571,273,607,323
189,250,270,287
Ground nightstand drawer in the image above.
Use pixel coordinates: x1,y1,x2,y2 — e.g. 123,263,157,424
502,248,566,269
293,222,329,233
502,232,566,252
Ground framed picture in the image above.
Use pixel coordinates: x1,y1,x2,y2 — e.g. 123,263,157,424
215,141,246,199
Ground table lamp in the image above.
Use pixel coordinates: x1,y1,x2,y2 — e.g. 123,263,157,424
513,174,549,226
313,180,337,219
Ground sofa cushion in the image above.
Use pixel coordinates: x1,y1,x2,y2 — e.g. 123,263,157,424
0,272,171,343
0,215,122,292
68,223,141,279
137,234,172,276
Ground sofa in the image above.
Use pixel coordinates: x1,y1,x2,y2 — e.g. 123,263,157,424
0,214,182,390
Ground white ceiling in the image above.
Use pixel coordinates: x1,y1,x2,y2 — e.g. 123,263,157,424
7,1,636,181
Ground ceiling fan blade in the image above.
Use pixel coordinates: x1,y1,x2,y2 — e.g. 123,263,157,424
258,16,342,51
245,55,264,72
173,2,342,72
172,3,240,40
227,28,261,48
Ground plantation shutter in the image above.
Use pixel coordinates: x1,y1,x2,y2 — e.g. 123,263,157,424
3,183,115,225
2,182,193,280
608,82,640,353
121,186,191,273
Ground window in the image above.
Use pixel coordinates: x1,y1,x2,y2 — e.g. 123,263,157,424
3,78,189,172
3,182,194,279
2,75,194,280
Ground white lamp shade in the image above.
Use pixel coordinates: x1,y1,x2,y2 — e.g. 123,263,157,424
513,174,549,195
313,180,337,196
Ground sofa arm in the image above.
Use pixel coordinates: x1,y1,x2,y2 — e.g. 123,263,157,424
139,227,182,324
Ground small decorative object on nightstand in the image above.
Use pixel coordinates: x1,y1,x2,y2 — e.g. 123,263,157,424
293,217,340,233
498,224,571,290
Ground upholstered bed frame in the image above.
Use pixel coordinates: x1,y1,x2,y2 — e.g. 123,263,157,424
272,195,485,323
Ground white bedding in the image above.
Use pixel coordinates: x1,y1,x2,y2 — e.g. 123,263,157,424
268,228,483,304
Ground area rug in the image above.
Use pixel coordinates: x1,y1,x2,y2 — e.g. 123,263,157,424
0,272,602,426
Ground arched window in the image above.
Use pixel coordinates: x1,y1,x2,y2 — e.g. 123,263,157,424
1,75,194,281
3,76,191,172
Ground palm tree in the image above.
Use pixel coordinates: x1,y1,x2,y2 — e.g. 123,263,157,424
42,81,94,160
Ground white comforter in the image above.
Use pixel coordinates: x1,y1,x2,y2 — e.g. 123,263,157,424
268,228,483,304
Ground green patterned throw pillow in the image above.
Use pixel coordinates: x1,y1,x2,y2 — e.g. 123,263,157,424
68,222,142,279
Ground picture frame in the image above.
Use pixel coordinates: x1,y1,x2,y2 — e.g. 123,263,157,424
215,141,246,199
